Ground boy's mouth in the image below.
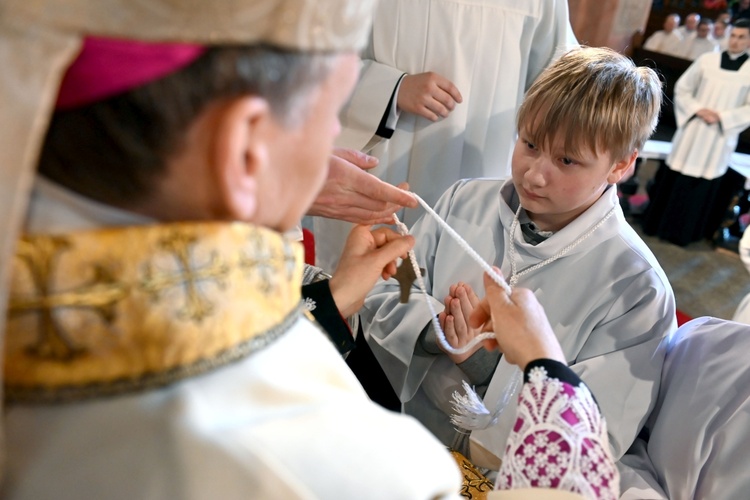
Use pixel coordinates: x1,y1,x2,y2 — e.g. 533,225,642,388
520,186,543,200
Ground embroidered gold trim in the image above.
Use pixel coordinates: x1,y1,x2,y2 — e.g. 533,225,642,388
5,222,303,403
449,449,495,499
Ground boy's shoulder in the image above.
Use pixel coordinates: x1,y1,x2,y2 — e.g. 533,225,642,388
445,177,508,203
607,217,672,285
438,177,509,217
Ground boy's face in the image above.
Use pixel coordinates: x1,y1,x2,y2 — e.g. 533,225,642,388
511,131,632,231
256,53,360,232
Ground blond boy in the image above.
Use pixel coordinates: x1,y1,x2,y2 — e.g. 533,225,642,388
361,47,676,471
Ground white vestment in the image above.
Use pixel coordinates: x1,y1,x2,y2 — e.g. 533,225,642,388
732,226,750,323
619,317,750,500
680,36,719,60
643,30,684,57
314,0,577,272
3,179,463,500
717,33,730,52
360,179,676,470
667,51,750,180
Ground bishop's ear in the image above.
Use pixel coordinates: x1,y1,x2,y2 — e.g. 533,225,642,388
211,95,274,221
608,150,639,185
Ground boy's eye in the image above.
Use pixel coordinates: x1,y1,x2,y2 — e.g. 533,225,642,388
524,140,536,150
560,157,577,166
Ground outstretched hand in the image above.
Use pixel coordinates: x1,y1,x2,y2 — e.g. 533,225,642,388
397,72,463,122
328,225,415,317
307,147,418,225
469,269,565,370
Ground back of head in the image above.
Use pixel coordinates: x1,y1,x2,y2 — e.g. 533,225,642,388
516,46,662,163
38,45,335,207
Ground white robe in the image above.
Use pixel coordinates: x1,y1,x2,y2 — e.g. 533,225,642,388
680,36,719,61
360,179,676,470
667,51,750,180
314,0,577,272
732,226,750,323
4,179,463,500
619,317,750,500
643,30,684,57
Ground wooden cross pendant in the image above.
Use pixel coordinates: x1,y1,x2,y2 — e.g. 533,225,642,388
393,258,425,303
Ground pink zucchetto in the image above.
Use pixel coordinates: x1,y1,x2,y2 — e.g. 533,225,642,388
55,37,206,109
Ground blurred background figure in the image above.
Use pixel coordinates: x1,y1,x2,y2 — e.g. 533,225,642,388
681,19,719,60
644,13,684,56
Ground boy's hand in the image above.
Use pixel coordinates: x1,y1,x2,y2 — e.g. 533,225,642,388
438,282,483,364
397,72,463,122
469,270,565,370
329,225,414,317
307,147,417,224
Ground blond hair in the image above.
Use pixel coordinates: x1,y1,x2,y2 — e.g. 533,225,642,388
517,46,662,163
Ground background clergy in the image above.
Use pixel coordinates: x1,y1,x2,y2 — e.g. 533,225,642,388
643,19,750,246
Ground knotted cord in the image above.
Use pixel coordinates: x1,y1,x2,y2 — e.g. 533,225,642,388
391,193,510,355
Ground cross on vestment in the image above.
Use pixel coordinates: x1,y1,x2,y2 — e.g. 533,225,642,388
140,230,230,323
9,236,128,361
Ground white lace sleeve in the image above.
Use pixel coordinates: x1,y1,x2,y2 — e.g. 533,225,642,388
495,365,620,500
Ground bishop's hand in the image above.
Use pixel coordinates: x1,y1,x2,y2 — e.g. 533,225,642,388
307,147,417,225
329,225,414,318
469,270,565,370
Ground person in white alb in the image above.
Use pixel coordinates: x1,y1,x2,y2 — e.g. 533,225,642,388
713,17,732,52
313,0,578,272
643,13,684,57
643,19,750,246
677,12,701,39
681,19,719,60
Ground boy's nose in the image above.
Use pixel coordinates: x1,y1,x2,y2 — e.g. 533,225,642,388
524,157,548,187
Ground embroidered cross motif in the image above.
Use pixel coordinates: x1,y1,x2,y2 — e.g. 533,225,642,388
239,231,294,292
9,236,128,361
140,231,230,322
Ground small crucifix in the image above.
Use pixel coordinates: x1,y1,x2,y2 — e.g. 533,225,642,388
393,258,425,304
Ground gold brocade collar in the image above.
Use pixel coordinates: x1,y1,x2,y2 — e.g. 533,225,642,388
4,222,304,404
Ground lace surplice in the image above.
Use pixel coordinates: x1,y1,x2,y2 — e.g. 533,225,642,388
496,364,620,500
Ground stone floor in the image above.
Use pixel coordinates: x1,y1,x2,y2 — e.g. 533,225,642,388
630,217,750,321
627,157,750,321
